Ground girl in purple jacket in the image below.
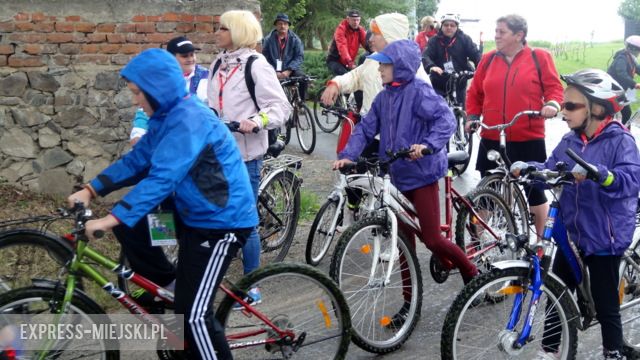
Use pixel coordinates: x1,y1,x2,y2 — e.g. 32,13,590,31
512,69,640,360
333,40,479,286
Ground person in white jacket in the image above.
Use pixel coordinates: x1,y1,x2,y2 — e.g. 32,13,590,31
321,12,431,115
208,10,292,305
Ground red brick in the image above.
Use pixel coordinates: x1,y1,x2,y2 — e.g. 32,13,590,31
0,21,15,32
40,44,59,54
74,54,110,64
0,56,6,66
15,22,34,31
8,54,45,67
147,15,162,22
47,33,74,43
195,15,213,22
120,44,141,54
22,44,42,55
180,14,195,22
187,33,212,43
112,54,133,65
141,43,159,50
213,15,221,23
163,13,180,22
80,44,99,53
60,43,81,54
100,44,121,54
52,54,70,65
48,16,57,21
106,33,125,43
176,23,194,33
132,15,146,22
54,22,74,32
125,33,146,43
0,44,14,55
86,33,106,43
195,23,213,32
34,22,54,32
72,33,87,43
136,23,155,33
31,12,46,22
8,33,46,43
14,12,29,21
116,24,135,34
75,22,96,33
65,15,81,22
96,23,116,32
146,33,173,43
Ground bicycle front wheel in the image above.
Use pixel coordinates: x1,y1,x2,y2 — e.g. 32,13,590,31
258,170,301,263
216,263,351,359
313,86,342,133
441,267,578,359
329,216,423,354
455,187,519,273
619,229,640,350
295,103,316,154
306,199,341,266
478,173,531,239
0,286,119,359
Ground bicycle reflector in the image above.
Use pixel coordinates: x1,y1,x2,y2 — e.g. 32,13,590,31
316,300,333,328
496,285,524,296
360,244,372,254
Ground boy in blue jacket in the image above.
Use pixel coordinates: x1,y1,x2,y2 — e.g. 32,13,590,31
68,48,257,359
512,69,640,360
334,40,479,288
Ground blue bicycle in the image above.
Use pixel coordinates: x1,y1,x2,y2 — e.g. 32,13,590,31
441,149,640,359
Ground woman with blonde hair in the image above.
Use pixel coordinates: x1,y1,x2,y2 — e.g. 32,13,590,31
415,15,438,52
207,10,291,310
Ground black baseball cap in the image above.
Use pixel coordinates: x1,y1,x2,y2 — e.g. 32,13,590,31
274,13,291,25
347,9,360,18
166,36,201,55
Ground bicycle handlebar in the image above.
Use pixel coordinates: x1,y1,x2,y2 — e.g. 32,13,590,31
472,110,542,132
279,76,316,87
226,121,260,134
565,148,600,182
320,103,352,119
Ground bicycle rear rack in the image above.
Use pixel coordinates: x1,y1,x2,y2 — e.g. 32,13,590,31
264,154,303,170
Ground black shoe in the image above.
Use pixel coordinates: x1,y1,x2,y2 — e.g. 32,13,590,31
131,289,166,314
604,349,625,360
623,345,640,360
385,302,410,330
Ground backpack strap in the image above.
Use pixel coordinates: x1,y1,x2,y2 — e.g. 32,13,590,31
530,49,545,93
209,55,260,111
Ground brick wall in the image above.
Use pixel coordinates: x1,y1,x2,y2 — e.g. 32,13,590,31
0,0,259,195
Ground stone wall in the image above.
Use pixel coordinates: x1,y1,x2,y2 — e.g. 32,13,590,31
0,0,259,194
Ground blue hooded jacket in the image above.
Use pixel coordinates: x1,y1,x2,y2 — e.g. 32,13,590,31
89,48,258,230
535,121,640,256
339,40,456,191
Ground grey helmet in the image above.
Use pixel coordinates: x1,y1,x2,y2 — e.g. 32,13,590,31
560,68,627,114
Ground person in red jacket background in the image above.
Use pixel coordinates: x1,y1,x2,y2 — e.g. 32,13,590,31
326,9,367,75
415,15,438,52
466,14,563,238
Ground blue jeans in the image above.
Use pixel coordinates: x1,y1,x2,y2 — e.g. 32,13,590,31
243,159,262,274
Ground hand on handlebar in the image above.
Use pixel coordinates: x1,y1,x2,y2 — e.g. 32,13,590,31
408,144,429,161
85,215,119,241
540,105,559,118
430,66,444,75
321,83,339,106
68,188,93,209
238,119,259,134
510,161,532,177
332,158,354,170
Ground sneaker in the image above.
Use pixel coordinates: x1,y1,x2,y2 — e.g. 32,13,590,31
623,344,640,360
604,349,625,360
336,209,356,233
384,302,410,330
379,247,399,262
232,287,262,311
533,350,560,360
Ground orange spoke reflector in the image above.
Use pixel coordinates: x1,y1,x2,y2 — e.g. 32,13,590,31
471,215,479,224
360,244,372,254
380,316,391,327
316,300,332,328
619,278,626,305
496,285,523,295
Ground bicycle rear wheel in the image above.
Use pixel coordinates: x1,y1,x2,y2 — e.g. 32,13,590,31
306,199,341,266
329,216,422,354
258,170,301,263
478,173,531,239
441,267,578,359
216,263,351,359
295,103,316,154
619,230,640,351
450,109,473,174
313,86,343,133
455,187,519,273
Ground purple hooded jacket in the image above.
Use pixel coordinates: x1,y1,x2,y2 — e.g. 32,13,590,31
339,40,456,192
536,122,640,256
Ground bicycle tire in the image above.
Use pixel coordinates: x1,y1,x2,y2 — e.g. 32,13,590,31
454,187,519,274
305,199,341,266
0,229,75,291
284,115,292,145
477,173,531,239
450,109,473,174
295,103,316,154
329,216,422,354
0,286,119,359
258,170,301,263
313,86,343,133
216,263,351,359
619,229,640,350
441,267,578,359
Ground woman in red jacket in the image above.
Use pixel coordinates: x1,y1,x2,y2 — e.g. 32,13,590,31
466,14,563,237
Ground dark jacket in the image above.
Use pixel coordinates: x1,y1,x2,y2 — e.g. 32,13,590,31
536,121,640,256
422,29,480,91
90,48,258,230
607,49,640,90
339,40,456,191
262,29,304,72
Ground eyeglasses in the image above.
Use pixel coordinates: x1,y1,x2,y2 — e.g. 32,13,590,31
561,102,587,111
442,22,457,28
214,24,229,32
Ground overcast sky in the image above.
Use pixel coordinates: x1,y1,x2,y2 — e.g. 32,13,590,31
436,0,626,43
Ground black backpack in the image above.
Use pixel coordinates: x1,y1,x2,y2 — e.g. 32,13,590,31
482,48,544,92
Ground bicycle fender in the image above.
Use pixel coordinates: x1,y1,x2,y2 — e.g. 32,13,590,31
259,168,299,193
0,228,74,264
485,167,507,176
30,279,103,310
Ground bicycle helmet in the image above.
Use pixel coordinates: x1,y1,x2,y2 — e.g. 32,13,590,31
626,35,640,51
560,68,627,115
440,13,460,25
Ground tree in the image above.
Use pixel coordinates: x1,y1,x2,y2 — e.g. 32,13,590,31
619,0,640,21
416,0,440,23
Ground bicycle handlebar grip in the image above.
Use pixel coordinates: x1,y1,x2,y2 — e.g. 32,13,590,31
339,162,357,174
421,147,433,155
227,121,259,133
92,230,105,239
565,148,599,181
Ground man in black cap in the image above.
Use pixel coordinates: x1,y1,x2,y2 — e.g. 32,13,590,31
165,36,209,98
262,13,307,100
326,9,366,75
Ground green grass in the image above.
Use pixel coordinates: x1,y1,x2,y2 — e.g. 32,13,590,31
299,189,321,222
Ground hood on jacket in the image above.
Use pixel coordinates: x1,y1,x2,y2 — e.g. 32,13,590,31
378,39,421,83
375,13,409,43
121,48,187,115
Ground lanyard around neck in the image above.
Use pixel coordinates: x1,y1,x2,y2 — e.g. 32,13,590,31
217,64,241,114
